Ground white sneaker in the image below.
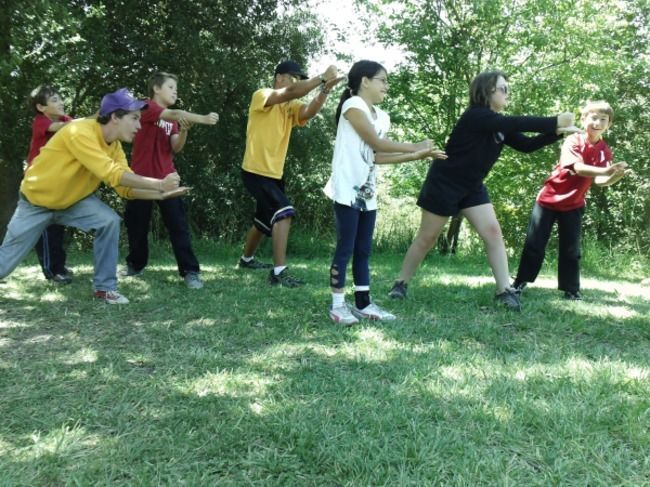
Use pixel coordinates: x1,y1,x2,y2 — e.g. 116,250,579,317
351,302,396,321
329,304,360,325
184,272,204,289
94,290,129,304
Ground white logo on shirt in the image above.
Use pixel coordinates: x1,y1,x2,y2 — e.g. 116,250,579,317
157,119,174,136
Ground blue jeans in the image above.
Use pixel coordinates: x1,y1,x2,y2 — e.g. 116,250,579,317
0,194,121,291
330,203,376,290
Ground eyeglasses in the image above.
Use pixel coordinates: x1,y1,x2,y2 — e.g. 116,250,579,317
372,77,389,86
495,85,509,95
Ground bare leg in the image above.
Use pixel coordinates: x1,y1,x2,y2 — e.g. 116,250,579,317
397,210,449,283
271,217,291,267
242,225,265,258
461,203,510,293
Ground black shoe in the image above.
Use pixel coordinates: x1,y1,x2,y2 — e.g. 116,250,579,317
388,280,408,299
495,289,521,311
120,265,144,277
512,280,527,297
563,291,583,301
63,267,74,277
269,268,305,288
49,273,72,285
239,257,273,270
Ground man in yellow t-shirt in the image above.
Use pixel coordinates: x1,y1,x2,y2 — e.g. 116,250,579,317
239,60,343,287
0,88,189,304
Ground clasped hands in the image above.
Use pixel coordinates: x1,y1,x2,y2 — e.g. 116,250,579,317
160,172,191,199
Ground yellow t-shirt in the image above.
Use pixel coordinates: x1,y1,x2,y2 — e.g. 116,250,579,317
241,88,306,179
21,118,133,210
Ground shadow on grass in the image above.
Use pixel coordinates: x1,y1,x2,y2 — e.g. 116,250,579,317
1,252,648,484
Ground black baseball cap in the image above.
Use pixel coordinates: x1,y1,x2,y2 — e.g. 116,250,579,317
274,60,308,80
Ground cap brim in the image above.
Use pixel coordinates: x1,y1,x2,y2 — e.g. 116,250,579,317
291,72,309,80
128,100,148,111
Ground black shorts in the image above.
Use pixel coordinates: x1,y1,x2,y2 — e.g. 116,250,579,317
417,172,490,217
242,170,295,236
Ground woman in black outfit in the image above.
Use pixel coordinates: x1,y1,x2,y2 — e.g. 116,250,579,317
388,70,581,310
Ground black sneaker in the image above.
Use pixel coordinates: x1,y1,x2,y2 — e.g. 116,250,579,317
495,289,521,311
564,291,583,301
512,280,527,297
63,267,74,277
120,265,143,277
388,280,408,299
49,273,72,285
239,257,273,270
269,268,305,288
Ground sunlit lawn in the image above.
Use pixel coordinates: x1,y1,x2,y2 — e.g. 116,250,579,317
1,241,648,485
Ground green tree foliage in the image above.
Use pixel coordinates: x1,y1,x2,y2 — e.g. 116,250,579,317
366,0,649,253
0,0,332,242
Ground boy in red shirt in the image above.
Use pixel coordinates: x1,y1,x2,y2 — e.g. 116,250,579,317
513,101,629,300
26,85,74,284
123,72,219,289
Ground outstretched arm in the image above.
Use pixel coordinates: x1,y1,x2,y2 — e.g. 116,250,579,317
265,65,339,108
161,109,218,126
346,108,433,154
299,74,346,122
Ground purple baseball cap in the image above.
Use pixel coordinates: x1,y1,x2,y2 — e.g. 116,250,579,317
99,88,148,117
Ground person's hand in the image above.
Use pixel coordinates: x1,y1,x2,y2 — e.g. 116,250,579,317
414,139,433,152
178,118,194,132
202,112,219,125
322,65,338,81
607,161,628,176
323,75,346,92
161,172,180,192
162,186,191,199
556,125,583,135
413,147,447,160
557,112,575,128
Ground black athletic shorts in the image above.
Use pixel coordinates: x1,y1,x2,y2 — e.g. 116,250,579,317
417,171,490,217
242,169,295,236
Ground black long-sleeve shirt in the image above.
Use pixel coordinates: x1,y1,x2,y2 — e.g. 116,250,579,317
427,106,562,188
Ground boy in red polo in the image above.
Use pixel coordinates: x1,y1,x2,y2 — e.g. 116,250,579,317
26,85,74,284
513,101,629,300
123,72,219,289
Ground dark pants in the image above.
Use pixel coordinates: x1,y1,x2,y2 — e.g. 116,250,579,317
516,202,584,293
34,224,67,278
124,198,200,277
330,203,376,289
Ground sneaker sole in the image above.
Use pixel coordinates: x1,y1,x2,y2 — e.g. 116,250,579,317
329,312,359,326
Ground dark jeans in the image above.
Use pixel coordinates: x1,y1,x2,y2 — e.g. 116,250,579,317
34,224,67,278
330,203,376,290
515,202,584,293
124,198,200,277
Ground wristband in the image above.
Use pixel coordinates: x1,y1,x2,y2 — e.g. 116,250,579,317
319,74,326,84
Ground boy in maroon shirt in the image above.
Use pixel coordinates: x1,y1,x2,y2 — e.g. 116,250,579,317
123,72,219,289
27,85,74,284
513,101,629,300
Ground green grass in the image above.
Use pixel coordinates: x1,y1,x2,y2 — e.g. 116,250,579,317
1,241,649,486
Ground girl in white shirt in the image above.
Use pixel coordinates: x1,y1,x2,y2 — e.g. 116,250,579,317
324,60,446,324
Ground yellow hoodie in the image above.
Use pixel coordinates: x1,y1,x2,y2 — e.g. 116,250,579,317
21,118,133,209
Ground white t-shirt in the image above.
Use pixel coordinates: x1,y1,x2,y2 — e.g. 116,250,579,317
324,96,391,211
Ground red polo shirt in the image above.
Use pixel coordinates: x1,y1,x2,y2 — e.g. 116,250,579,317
27,113,73,165
130,99,179,178
537,133,611,211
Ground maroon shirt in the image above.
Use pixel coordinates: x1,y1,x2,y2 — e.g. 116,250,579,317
27,113,73,165
537,133,612,211
130,99,179,178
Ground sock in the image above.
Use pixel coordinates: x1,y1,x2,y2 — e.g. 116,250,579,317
241,255,253,262
332,292,345,308
274,265,287,276
354,290,370,310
